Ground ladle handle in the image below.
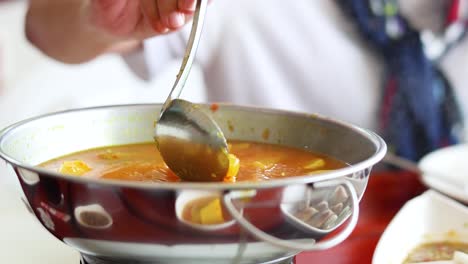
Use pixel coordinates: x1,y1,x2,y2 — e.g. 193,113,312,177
160,0,208,115
223,180,359,251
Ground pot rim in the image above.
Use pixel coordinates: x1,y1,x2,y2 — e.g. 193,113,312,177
0,103,387,190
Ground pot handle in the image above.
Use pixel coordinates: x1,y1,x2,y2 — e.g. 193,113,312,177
223,179,359,251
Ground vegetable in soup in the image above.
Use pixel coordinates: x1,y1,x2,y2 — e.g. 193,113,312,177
404,241,468,263
40,141,346,182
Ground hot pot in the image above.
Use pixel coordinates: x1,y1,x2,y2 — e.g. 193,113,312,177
0,104,386,264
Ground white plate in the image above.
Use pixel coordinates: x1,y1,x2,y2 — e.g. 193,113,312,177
372,190,468,264
419,144,468,204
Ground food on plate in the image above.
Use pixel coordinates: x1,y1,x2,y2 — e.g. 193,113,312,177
404,241,468,263
40,141,346,182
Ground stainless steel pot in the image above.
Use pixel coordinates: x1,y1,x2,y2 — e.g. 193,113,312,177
0,104,386,264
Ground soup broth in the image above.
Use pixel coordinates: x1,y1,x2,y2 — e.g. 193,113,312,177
40,141,347,182
404,241,468,263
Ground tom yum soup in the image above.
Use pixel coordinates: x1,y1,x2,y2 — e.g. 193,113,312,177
39,140,347,183
39,141,347,226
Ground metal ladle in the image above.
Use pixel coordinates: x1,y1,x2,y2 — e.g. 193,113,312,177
154,0,230,182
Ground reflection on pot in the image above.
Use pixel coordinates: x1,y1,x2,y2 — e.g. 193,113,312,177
18,168,40,185
175,190,236,232
37,207,55,231
74,204,113,229
281,183,352,234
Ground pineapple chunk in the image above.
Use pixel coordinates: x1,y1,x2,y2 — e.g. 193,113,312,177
199,198,224,225
252,155,281,170
59,160,91,176
224,154,240,182
253,161,268,169
252,158,279,170
97,149,121,160
304,159,325,170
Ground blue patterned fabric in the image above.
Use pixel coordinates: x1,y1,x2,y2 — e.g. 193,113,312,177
337,0,464,161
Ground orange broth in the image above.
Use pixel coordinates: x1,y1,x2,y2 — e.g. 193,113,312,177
40,141,346,182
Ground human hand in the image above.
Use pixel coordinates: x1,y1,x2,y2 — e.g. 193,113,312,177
26,0,210,63
89,0,203,40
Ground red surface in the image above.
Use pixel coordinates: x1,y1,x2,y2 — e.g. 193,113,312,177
295,171,427,264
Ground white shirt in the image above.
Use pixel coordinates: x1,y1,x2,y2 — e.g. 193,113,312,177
137,0,468,131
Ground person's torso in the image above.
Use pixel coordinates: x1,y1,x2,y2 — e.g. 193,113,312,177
145,0,468,131
199,0,382,130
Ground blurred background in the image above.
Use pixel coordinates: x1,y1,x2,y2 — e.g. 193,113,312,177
0,1,206,263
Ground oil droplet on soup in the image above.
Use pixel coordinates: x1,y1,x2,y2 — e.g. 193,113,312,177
39,141,347,182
